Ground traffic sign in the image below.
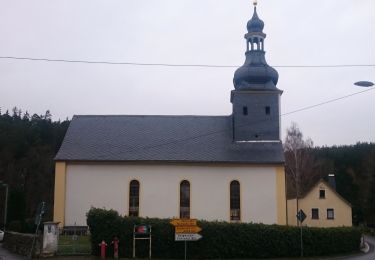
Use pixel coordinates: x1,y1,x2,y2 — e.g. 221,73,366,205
170,219,197,226
297,209,306,223
134,225,151,235
175,225,202,234
34,201,46,225
175,233,202,241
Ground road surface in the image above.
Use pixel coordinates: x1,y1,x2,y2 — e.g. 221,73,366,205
0,243,28,260
342,235,375,260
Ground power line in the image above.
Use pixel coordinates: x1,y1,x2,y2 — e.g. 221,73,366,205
112,86,375,155
0,56,375,68
282,87,375,116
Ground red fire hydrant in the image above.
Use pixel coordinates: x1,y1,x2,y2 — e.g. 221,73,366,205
111,236,120,259
99,240,108,259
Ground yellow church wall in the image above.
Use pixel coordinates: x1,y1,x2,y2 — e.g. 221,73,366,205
53,161,66,227
287,180,352,227
53,162,286,226
276,166,287,225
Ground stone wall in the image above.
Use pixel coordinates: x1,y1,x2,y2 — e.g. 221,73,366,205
3,231,42,257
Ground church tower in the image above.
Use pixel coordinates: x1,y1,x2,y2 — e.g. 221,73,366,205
231,1,282,142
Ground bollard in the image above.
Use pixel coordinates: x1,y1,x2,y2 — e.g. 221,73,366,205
111,236,120,259
99,240,108,259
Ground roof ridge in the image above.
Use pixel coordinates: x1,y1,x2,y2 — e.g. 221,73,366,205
73,114,231,118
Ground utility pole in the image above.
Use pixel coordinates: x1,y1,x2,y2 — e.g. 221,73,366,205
0,181,9,232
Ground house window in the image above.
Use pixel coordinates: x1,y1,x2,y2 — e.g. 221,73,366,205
180,180,190,219
319,189,325,199
129,180,140,217
311,208,319,219
265,106,270,115
230,180,241,221
243,106,248,115
327,208,334,219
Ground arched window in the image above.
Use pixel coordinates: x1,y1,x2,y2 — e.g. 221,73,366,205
180,180,190,219
129,180,140,217
230,180,241,221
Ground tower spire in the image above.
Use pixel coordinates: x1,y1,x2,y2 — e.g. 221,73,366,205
230,3,282,142
233,2,278,90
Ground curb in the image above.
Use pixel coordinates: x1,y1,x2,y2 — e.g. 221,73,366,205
360,241,370,253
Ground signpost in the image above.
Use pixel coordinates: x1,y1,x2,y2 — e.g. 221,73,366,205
170,219,202,260
170,219,197,226
175,226,202,234
296,209,306,257
296,209,306,223
30,202,46,259
133,225,152,259
175,233,202,241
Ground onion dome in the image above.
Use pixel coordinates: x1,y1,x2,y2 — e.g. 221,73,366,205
234,53,279,89
233,2,279,90
247,7,264,33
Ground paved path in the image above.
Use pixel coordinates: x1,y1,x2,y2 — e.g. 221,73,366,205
0,243,28,260
342,236,375,260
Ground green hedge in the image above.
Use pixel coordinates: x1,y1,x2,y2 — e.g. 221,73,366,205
87,208,361,258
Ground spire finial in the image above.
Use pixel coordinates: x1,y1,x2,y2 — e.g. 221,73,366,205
253,0,258,6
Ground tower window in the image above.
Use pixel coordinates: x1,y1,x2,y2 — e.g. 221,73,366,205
243,106,248,115
265,106,270,115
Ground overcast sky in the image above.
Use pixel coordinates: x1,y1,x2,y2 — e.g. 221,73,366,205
1,0,374,146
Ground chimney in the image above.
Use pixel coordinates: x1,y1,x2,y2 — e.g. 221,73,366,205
328,174,336,190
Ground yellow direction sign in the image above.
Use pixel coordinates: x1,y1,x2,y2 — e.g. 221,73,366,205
175,225,202,234
170,219,197,226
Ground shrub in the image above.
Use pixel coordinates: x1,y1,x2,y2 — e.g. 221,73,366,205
7,218,41,234
87,208,361,258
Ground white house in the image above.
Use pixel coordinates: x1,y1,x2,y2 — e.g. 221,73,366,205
53,2,287,227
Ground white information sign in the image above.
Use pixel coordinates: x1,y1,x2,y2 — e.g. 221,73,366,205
175,233,202,241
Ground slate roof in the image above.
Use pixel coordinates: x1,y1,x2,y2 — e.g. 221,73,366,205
55,115,284,164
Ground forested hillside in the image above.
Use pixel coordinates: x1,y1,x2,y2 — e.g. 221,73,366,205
284,123,375,226
0,107,69,227
314,144,375,226
0,107,374,228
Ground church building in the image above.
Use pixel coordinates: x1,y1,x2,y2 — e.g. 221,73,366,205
53,2,287,227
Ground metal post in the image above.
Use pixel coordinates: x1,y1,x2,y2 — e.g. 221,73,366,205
3,184,8,232
133,226,135,258
0,182,8,232
149,226,152,259
300,222,303,257
184,241,187,260
29,219,41,259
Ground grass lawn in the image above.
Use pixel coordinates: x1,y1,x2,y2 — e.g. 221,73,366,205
57,235,91,255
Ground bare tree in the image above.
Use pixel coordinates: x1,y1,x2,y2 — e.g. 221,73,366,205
284,122,324,221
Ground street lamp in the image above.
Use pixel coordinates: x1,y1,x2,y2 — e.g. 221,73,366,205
354,81,374,87
0,181,9,232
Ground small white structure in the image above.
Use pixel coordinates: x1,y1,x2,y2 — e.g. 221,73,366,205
42,222,59,256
